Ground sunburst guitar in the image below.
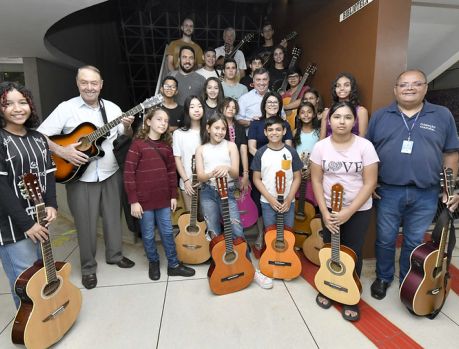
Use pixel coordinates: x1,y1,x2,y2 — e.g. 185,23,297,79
12,173,82,349
302,217,324,266
259,170,302,280
208,177,255,295
314,183,361,305
399,168,453,317
293,152,315,248
175,155,210,264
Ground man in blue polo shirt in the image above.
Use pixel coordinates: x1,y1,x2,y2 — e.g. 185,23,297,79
367,69,459,300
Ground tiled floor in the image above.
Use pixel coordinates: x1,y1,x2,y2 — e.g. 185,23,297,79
1,217,458,349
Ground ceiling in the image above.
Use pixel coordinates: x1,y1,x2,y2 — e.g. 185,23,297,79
1,0,459,82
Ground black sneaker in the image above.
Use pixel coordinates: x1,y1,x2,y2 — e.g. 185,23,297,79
149,261,160,281
371,278,390,300
167,262,196,277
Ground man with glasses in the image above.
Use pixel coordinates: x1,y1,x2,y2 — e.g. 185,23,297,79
160,76,183,132
367,69,459,300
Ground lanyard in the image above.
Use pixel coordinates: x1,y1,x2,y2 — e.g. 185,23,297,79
400,109,421,141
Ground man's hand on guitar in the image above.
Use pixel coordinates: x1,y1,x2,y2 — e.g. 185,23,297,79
445,193,459,212
26,223,49,243
121,115,135,133
59,142,89,166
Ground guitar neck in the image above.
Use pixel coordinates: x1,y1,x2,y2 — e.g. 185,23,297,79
221,196,235,254
36,203,58,284
278,56,298,92
228,42,244,59
297,180,306,213
189,173,199,227
276,194,285,242
290,72,310,101
330,210,341,264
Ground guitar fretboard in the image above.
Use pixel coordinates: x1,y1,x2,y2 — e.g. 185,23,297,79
36,203,58,284
190,172,199,228
221,194,235,255
330,221,341,265
276,194,285,243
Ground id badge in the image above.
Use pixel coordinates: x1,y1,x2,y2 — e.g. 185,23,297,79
401,140,413,154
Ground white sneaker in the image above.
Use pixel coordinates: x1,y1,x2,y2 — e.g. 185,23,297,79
254,270,273,289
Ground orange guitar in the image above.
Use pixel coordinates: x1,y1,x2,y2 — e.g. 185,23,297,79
314,183,361,305
175,156,210,264
302,217,324,266
51,94,163,183
208,177,255,295
12,173,82,349
259,171,302,280
293,152,315,248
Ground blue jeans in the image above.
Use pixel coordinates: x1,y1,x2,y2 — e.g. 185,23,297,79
375,184,439,283
199,183,244,239
0,239,40,308
261,201,295,228
139,208,179,268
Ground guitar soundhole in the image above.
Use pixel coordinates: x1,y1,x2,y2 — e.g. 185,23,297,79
186,225,199,234
327,260,346,276
224,251,237,264
77,137,92,151
274,240,286,251
43,279,61,297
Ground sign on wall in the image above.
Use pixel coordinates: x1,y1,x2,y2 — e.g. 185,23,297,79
339,0,374,22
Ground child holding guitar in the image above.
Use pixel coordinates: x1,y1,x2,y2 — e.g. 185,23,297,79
124,107,195,280
310,101,378,321
0,82,58,307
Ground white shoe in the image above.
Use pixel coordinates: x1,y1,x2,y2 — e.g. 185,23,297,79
254,270,273,289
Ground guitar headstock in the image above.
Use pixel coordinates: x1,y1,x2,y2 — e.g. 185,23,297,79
331,183,343,212
216,177,228,199
441,167,454,199
18,173,43,205
284,31,298,42
291,47,302,59
275,170,286,195
142,94,164,110
304,63,317,77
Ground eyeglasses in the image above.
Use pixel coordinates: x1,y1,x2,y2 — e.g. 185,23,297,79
396,81,427,89
266,101,279,106
163,84,177,90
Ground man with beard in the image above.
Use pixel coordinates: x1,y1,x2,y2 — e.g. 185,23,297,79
166,18,204,72
169,46,206,106
38,65,136,290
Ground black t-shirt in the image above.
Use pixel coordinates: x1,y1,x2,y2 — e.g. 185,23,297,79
164,104,184,128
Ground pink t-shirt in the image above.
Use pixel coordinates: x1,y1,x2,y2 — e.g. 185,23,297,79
310,135,379,211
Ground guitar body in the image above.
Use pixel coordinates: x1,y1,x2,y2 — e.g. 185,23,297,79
236,184,258,228
12,261,82,349
400,242,451,316
208,236,255,295
50,122,104,183
171,188,186,226
293,199,315,248
302,218,324,266
175,213,210,264
314,244,362,305
259,226,301,280
283,96,297,132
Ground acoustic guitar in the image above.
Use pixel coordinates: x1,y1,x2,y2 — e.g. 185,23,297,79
12,173,82,349
399,168,453,317
208,177,255,295
175,156,210,264
283,63,317,131
314,183,361,305
261,31,298,67
259,170,302,280
215,33,255,71
293,152,315,248
274,47,302,95
51,94,163,183
234,178,258,229
302,217,324,266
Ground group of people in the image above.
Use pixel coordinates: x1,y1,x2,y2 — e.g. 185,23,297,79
1,17,458,327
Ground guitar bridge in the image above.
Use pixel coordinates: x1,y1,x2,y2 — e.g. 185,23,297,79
268,261,292,267
221,272,245,282
181,244,202,250
324,280,348,292
42,300,70,322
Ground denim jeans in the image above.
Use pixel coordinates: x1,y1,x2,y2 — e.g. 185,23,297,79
375,184,439,283
139,207,179,268
261,201,295,228
199,183,244,239
0,239,40,308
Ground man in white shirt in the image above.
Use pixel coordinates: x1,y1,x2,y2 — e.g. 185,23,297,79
215,27,247,78
38,65,135,290
196,48,220,80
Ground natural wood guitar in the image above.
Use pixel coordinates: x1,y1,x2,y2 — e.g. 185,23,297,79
175,155,210,264
293,152,315,248
51,94,163,183
302,217,324,266
314,183,361,305
259,170,302,280
399,168,453,317
208,177,255,295
12,173,82,349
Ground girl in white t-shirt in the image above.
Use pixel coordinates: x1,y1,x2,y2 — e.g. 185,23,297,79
310,101,379,322
173,95,206,211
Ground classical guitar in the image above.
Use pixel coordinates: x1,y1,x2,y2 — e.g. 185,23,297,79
261,31,298,67
259,170,302,280
293,152,315,248
51,94,163,184
314,183,361,305
302,217,324,266
274,47,302,95
283,63,317,131
12,173,82,349
399,168,453,317
215,33,255,70
234,178,258,229
208,177,255,295
175,155,210,264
